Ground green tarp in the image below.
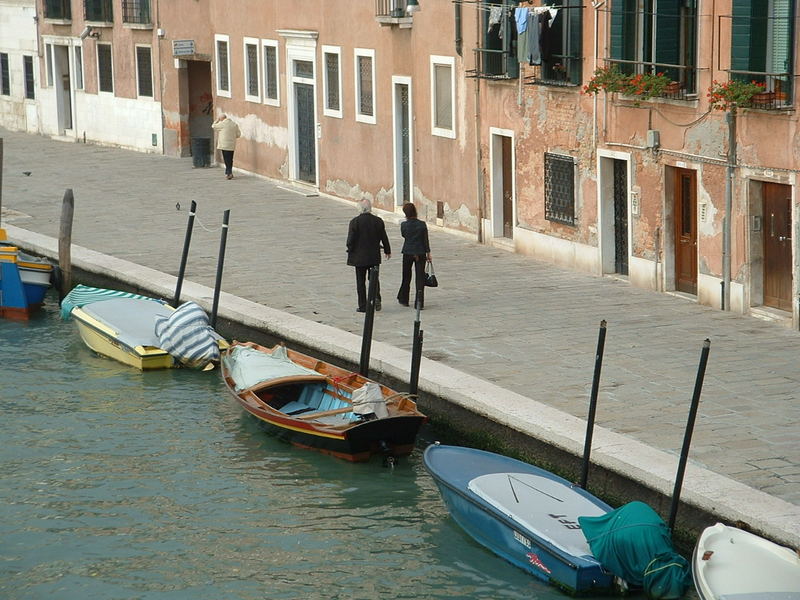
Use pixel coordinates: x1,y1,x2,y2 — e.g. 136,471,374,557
579,501,691,599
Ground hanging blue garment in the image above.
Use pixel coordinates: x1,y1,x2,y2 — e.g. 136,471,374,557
515,7,529,33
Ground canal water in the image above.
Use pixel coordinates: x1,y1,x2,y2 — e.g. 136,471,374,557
2,299,609,600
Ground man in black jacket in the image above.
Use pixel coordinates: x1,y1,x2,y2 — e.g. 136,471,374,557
346,199,391,312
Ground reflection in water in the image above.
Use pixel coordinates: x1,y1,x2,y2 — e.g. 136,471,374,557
0,298,589,600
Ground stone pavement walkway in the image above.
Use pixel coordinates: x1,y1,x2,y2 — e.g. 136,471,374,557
2,128,799,514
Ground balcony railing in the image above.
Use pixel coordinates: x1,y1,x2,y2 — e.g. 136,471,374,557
44,0,71,20
85,0,113,23
375,0,411,18
606,59,697,101
729,70,792,110
122,0,150,25
467,48,518,81
525,55,582,87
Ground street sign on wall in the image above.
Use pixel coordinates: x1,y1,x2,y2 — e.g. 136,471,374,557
172,40,196,57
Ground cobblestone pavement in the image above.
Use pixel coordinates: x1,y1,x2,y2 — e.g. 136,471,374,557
2,127,799,508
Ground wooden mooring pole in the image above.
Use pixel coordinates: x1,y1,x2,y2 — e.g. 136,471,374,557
667,338,711,532
0,138,4,227
579,319,607,489
210,209,230,330
358,266,379,377
409,290,424,395
173,200,197,307
58,189,74,301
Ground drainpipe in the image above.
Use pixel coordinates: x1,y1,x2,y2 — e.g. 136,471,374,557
591,1,606,150
722,107,737,311
475,11,484,243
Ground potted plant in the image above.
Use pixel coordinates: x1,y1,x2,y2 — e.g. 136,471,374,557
583,64,626,95
583,65,677,102
707,79,766,111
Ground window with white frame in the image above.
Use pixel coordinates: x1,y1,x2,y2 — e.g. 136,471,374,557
0,53,9,96
136,45,152,97
243,37,260,102
430,55,455,138
97,42,113,93
23,55,35,99
45,43,54,87
322,45,342,118
354,48,376,124
261,39,279,106
215,34,230,97
74,46,83,89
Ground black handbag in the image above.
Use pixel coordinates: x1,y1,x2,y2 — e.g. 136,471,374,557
425,260,438,287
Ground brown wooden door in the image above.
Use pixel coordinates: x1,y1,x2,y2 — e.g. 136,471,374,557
763,182,793,310
502,136,513,238
675,169,697,294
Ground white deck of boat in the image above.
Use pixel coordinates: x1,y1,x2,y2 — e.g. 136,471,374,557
82,298,172,348
468,472,607,559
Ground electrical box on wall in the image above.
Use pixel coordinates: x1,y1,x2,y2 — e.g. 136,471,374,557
646,129,660,149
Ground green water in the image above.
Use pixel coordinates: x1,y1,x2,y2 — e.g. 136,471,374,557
1,300,609,600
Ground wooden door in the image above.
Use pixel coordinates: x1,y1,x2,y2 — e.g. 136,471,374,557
675,168,697,294
763,183,793,310
502,136,513,238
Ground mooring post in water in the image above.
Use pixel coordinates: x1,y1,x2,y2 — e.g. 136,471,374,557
668,338,711,532
173,200,197,307
409,291,424,395
359,266,378,377
580,319,607,489
210,209,230,329
58,189,74,301
0,138,4,225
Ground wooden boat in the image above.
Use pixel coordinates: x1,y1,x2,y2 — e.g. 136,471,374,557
221,341,427,462
423,443,618,595
0,236,54,320
63,284,225,370
693,522,800,600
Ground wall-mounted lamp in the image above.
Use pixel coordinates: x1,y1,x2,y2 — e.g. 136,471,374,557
406,0,421,15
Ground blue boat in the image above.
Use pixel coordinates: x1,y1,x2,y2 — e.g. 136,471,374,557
0,232,53,320
423,443,619,595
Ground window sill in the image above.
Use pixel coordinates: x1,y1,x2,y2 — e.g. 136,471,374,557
85,21,114,28
43,18,72,25
375,16,413,29
123,22,153,30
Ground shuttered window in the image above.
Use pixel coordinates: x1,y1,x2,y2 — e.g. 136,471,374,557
97,43,113,93
136,46,152,97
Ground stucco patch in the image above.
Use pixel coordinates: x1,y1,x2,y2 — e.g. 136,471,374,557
233,113,288,149
325,179,374,204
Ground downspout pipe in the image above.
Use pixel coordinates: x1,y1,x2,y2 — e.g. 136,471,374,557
722,108,736,311
475,11,484,243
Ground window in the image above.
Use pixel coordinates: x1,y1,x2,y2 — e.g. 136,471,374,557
97,43,113,93
430,55,456,138
0,53,9,96
322,45,342,118
215,34,230,97
244,38,260,102
729,0,794,106
544,153,575,226
74,46,83,90
85,0,113,22
136,46,152,97
532,0,583,86
23,55,35,99
469,0,518,80
44,0,71,20
122,0,150,25
609,0,698,96
45,43,54,87
354,48,376,124
261,39,279,106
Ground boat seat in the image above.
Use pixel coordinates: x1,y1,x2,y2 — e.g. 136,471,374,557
279,401,315,416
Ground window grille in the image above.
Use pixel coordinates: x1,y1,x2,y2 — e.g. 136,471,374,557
0,53,9,96
85,0,113,22
23,56,35,99
544,153,575,226
358,55,374,116
263,45,277,101
44,0,71,19
245,43,258,97
136,46,152,97
525,0,583,87
216,40,229,92
97,44,113,93
325,52,340,111
375,0,412,18
122,0,150,24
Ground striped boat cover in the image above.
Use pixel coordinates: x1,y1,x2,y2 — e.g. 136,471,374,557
154,301,220,369
61,284,162,320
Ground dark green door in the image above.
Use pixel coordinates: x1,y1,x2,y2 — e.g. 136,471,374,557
295,82,316,184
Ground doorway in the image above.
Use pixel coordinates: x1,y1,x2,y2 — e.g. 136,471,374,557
392,76,412,207
295,80,316,183
53,45,72,133
612,159,629,275
674,168,697,294
490,128,515,239
762,182,793,310
286,40,318,186
187,60,213,159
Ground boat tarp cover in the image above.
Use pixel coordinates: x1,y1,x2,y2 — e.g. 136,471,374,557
351,382,388,418
227,345,320,392
578,501,691,599
61,284,161,320
154,301,220,369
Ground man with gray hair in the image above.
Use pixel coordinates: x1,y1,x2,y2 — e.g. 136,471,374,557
346,199,391,312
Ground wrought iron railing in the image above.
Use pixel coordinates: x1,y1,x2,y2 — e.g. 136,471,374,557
729,70,792,110
85,0,113,22
122,0,150,25
467,48,517,80
605,59,697,101
525,55,582,87
44,0,71,20
375,0,411,18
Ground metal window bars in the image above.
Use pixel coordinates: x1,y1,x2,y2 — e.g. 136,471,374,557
375,0,412,18
44,0,71,20
122,0,150,25
84,0,113,22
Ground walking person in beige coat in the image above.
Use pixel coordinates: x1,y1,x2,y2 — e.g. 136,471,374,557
212,114,241,180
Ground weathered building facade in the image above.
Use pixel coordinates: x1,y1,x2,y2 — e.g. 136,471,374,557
16,0,800,327
0,0,40,133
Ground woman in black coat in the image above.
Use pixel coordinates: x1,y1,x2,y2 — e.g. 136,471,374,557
396,202,431,309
